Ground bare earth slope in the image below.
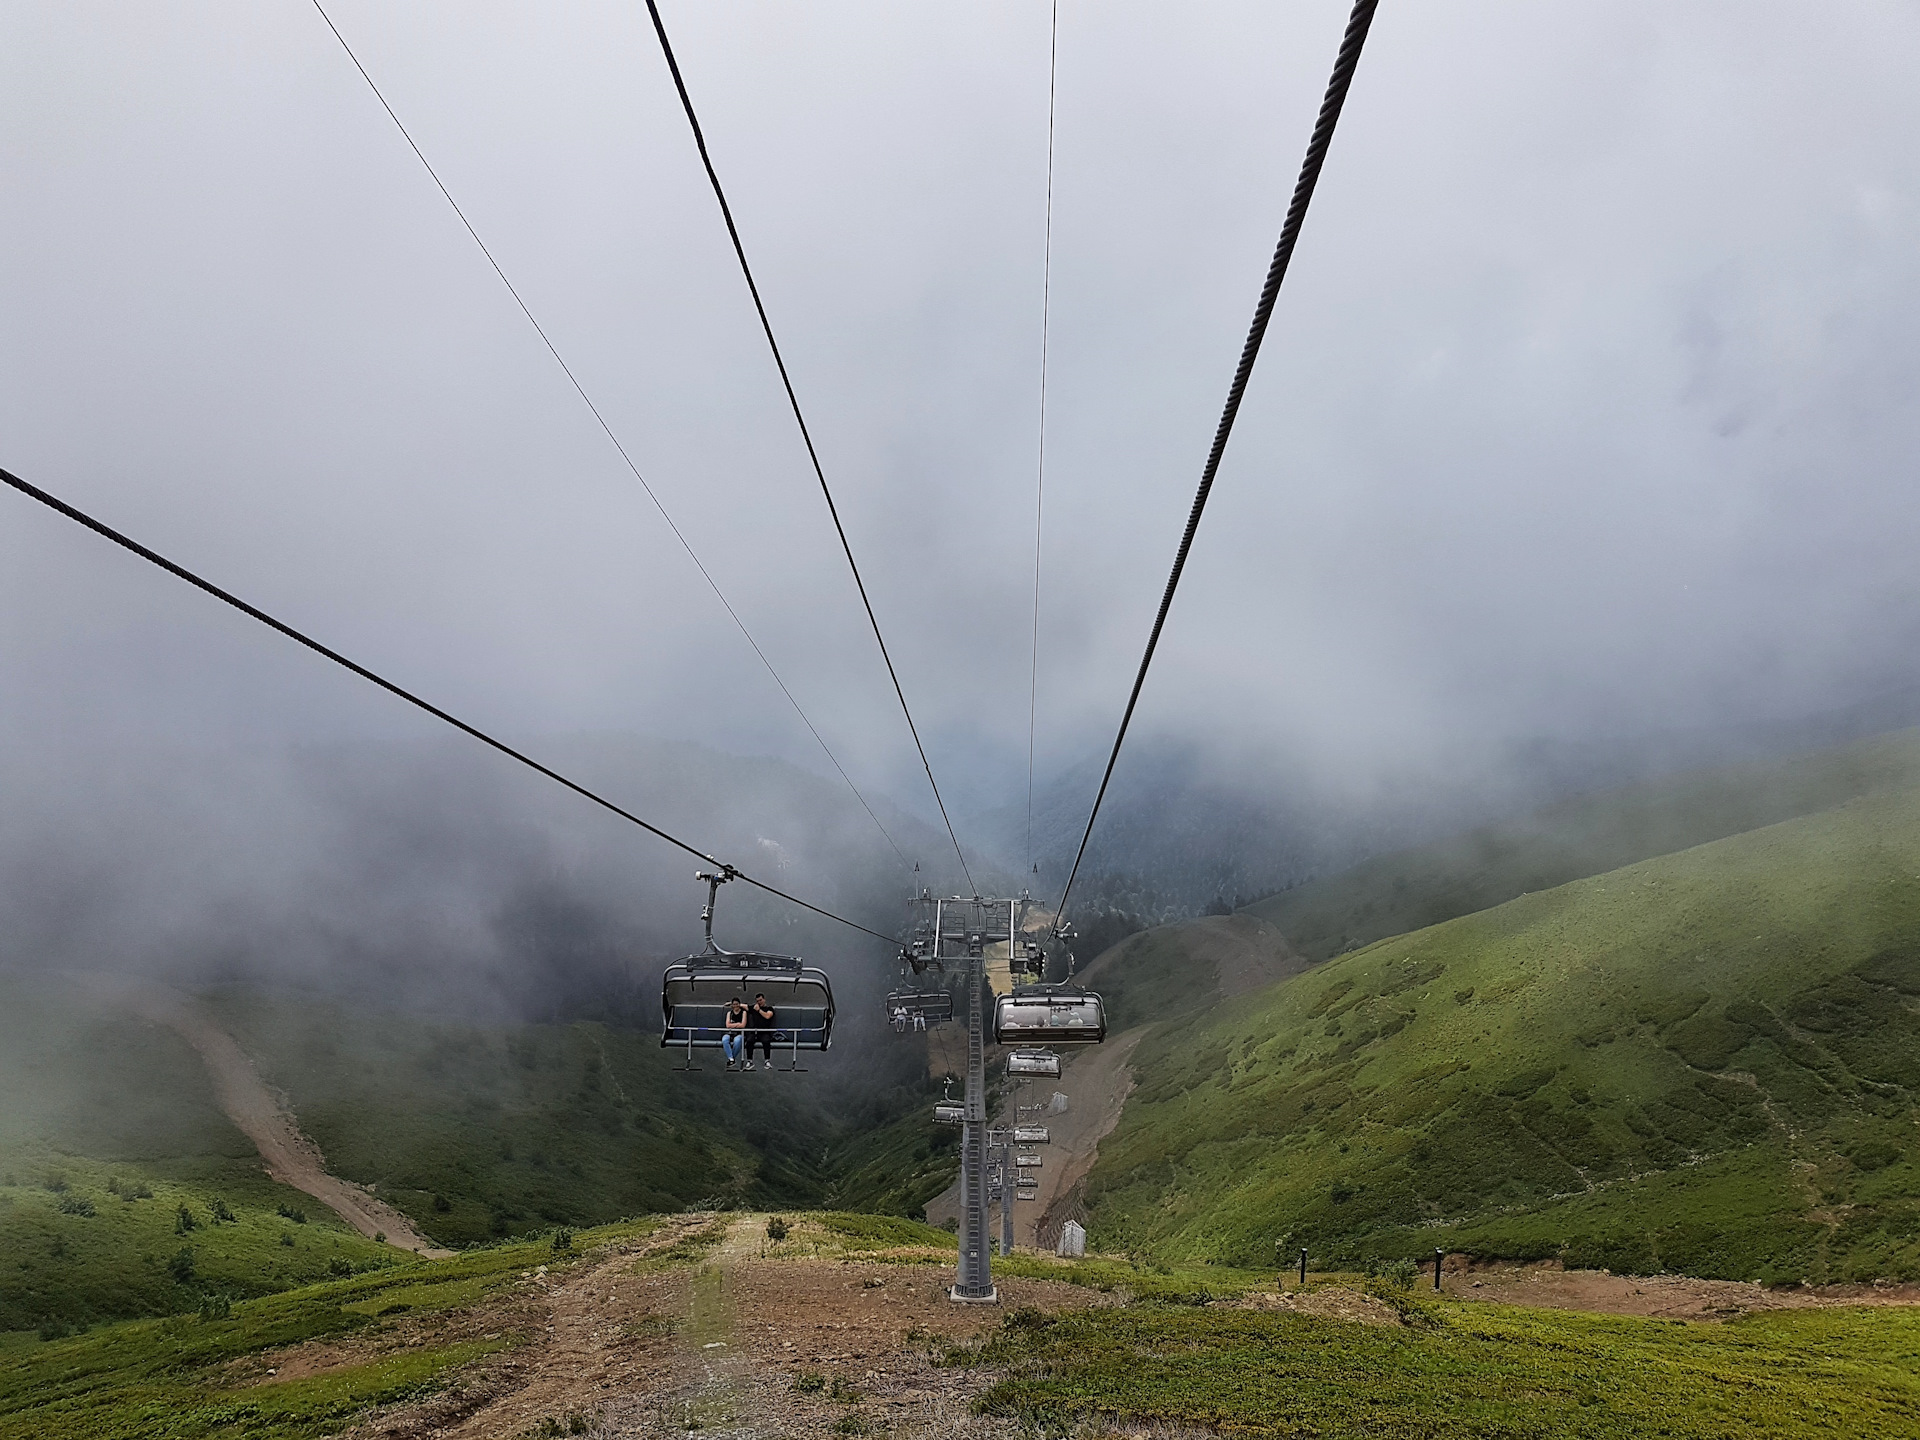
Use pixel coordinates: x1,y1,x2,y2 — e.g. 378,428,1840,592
87,975,451,1257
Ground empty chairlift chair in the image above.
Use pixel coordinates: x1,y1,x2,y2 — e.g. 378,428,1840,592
1005,1048,1061,1078
993,984,1107,1046
660,870,835,1070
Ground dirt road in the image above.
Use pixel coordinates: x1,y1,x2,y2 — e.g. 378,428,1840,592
89,974,451,1257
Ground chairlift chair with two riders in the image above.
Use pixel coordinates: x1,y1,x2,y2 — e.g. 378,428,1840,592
660,868,835,1071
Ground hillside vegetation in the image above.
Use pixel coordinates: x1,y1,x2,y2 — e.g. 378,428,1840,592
0,1217,680,1440
968,1300,1920,1439
1076,913,1307,1032
1246,727,1920,960
1085,774,1920,1281
0,975,959,1335
207,992,957,1246
0,978,399,1335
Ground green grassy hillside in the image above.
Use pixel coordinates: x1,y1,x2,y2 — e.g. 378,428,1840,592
0,1156,399,1338
0,974,960,1335
0,1217,677,1440
1245,727,1920,961
1085,779,1920,1281
0,978,397,1335
967,1299,1920,1439
1078,913,1307,1031
207,992,958,1245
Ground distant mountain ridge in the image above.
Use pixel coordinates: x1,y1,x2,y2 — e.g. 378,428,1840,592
1245,726,1920,960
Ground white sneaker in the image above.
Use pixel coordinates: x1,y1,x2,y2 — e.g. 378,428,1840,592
744,1060,756,1071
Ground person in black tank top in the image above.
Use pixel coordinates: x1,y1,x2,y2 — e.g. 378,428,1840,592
745,993,776,1069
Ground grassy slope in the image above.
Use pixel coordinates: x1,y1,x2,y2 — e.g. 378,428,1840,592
968,1298,1920,1439
1245,727,1920,961
0,1158,402,1338
0,978,396,1334
0,973,959,1332
1078,913,1306,1032
1085,781,1920,1281
0,1217,680,1440
207,992,959,1244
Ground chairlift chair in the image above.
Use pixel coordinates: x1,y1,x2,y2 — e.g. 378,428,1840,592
933,1103,966,1125
1006,1048,1061,1078
1014,1153,1043,1168
1013,1125,1050,1145
993,983,1107,1046
885,988,955,1032
660,869,834,1070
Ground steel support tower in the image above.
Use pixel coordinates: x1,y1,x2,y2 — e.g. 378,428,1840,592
905,895,1038,1303
955,949,994,1300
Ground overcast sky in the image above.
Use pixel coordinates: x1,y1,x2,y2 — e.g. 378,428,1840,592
6,0,1919,848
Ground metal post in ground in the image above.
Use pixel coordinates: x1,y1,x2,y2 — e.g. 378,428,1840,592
998,1140,1014,1256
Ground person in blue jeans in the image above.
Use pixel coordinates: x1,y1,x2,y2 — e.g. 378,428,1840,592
721,998,748,1068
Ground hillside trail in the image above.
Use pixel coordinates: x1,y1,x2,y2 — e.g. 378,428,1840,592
1443,1260,1920,1321
84,973,451,1257
341,1213,1116,1439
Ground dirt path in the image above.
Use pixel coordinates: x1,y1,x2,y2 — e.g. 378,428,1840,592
88,974,451,1257
1443,1260,1920,1321
342,1214,1115,1438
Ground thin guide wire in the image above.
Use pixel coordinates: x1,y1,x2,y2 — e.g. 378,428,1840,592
1027,0,1060,876
307,0,909,869
640,0,976,895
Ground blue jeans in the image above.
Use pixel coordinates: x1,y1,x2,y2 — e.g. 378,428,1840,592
722,1032,744,1063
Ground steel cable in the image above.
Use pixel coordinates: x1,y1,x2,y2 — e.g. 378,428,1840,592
640,0,976,896
306,0,910,870
1056,0,1381,923
1,464,895,945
